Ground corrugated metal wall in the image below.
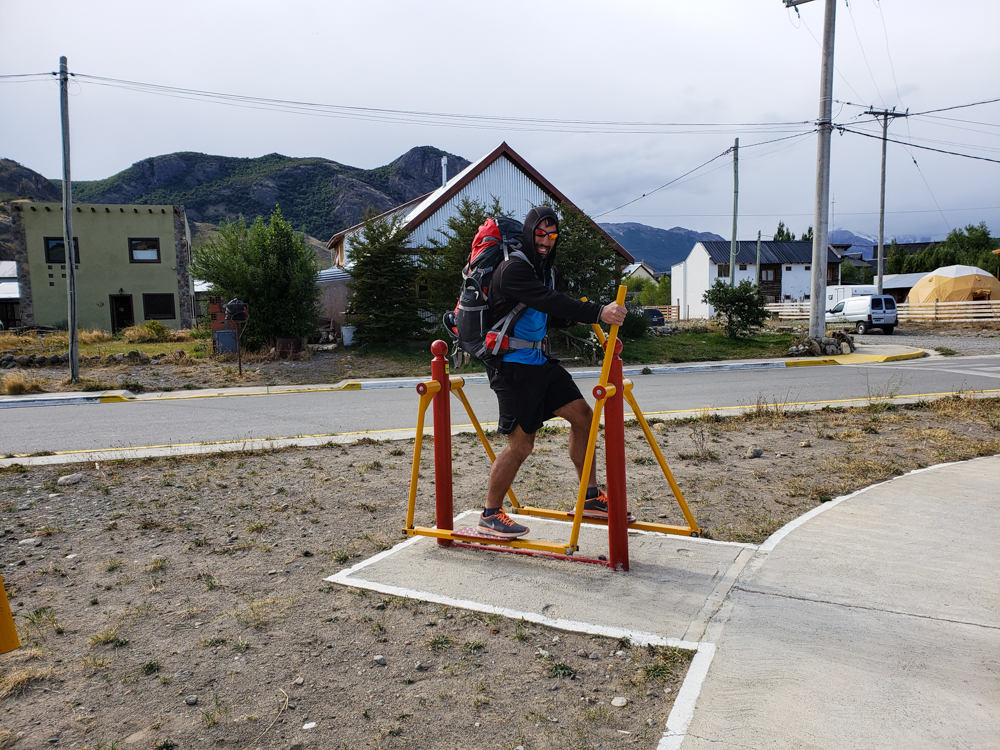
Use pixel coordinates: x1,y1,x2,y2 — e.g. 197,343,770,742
405,157,551,248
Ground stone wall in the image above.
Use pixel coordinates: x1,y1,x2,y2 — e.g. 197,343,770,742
173,206,194,328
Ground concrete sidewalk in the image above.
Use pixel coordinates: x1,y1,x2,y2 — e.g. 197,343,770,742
328,456,998,750
0,343,925,409
673,455,1000,750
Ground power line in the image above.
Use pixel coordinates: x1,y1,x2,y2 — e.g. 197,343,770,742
838,127,1000,163
909,97,1000,116
67,73,812,135
845,0,886,107
593,131,816,219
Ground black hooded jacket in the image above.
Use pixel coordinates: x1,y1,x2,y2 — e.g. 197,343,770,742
490,206,605,328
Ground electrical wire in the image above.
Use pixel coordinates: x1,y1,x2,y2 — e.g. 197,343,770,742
909,97,1000,116
593,131,817,219
845,0,887,108
874,0,905,107
67,73,811,135
838,127,1000,163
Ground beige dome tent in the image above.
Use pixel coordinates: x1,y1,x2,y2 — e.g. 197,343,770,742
906,265,1000,303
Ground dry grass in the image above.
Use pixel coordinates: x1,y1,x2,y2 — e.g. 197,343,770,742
0,372,46,395
0,666,54,698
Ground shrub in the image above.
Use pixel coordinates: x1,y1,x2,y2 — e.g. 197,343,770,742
191,207,322,351
702,279,768,338
619,304,648,340
121,320,172,344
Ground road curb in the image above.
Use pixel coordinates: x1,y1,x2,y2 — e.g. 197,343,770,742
0,348,927,409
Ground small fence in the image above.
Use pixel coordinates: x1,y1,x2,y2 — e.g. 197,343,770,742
896,300,1000,322
764,300,1000,322
654,306,680,321
764,302,811,320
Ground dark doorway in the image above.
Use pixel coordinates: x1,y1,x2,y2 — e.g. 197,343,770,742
109,295,134,334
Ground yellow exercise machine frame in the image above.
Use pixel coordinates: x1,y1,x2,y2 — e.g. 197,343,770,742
403,286,699,562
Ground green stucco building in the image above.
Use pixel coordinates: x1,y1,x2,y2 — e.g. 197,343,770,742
7,201,194,332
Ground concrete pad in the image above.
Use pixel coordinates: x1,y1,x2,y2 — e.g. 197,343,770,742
680,456,1000,750
328,511,755,648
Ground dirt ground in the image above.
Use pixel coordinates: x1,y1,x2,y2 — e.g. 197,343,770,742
1,394,998,750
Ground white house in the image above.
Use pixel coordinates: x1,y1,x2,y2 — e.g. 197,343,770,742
671,241,841,319
621,261,658,285
323,142,633,330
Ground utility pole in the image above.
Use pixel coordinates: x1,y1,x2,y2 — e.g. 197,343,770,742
755,230,762,285
729,137,739,285
60,56,79,382
785,0,836,340
864,106,908,293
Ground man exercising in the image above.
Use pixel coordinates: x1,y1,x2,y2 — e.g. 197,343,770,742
478,206,628,538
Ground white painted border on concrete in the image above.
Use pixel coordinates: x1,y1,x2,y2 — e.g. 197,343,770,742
326,510,702,650
658,642,717,750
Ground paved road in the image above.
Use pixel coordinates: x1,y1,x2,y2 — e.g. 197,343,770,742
3,354,999,456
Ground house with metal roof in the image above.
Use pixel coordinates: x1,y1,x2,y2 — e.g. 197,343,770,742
671,240,842,319
322,141,633,331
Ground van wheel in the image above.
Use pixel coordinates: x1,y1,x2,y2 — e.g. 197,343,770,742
855,321,868,335
882,326,894,335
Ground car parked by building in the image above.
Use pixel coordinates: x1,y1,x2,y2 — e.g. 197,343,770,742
826,294,897,334
642,307,665,327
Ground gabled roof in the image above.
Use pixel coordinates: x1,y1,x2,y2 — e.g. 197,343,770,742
327,142,632,263
700,240,841,265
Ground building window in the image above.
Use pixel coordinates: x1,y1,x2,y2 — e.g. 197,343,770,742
717,264,730,277
827,266,836,282
129,238,161,263
142,293,176,320
762,269,775,281
804,265,811,271
739,264,747,271
44,237,80,264
785,266,792,271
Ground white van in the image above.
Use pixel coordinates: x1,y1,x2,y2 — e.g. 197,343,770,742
826,295,898,334
826,284,877,312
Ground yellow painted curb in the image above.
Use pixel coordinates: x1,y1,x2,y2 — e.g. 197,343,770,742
785,348,925,367
99,394,131,403
785,358,838,367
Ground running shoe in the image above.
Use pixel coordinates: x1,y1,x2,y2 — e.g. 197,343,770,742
478,509,530,538
583,489,636,523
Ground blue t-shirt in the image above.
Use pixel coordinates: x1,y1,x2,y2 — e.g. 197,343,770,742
502,306,547,365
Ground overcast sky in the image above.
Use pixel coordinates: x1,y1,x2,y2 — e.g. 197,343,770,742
1,0,997,242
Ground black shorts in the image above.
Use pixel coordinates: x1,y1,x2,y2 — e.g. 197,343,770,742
487,359,584,435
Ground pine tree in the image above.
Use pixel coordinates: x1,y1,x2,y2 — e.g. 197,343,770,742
773,221,795,241
347,212,424,344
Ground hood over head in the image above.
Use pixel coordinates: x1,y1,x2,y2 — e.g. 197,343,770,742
522,205,560,271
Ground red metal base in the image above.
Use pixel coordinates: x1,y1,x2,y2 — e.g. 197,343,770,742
451,539,612,567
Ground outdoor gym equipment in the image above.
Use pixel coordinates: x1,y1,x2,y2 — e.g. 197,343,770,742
403,285,699,570
0,572,20,655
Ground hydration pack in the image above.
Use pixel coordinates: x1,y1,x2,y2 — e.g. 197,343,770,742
442,216,553,365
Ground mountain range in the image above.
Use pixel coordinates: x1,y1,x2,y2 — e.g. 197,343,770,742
599,223,725,272
0,151,933,270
